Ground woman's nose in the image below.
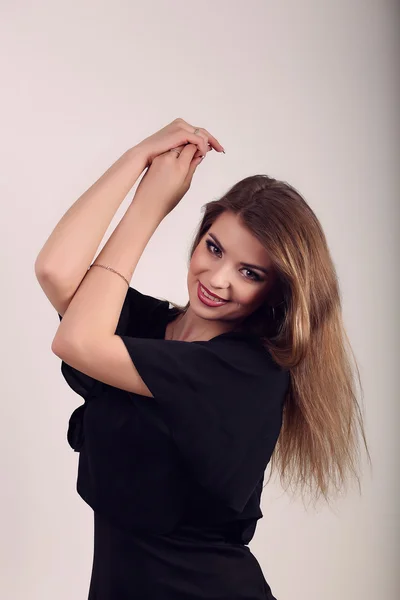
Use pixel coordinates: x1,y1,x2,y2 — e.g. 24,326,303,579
208,272,231,290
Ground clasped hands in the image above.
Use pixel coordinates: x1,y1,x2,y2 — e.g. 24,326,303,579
133,118,225,218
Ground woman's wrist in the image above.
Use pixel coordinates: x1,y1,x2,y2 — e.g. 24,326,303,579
126,144,149,170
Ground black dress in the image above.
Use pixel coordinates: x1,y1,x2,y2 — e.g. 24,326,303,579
58,287,290,600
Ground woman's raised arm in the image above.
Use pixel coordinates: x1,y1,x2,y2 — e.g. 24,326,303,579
34,146,147,297
35,118,221,304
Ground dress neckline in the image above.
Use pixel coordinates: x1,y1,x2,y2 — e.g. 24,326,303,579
160,306,259,344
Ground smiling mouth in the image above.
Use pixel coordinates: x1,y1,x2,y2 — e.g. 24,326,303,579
197,282,229,306
201,283,227,301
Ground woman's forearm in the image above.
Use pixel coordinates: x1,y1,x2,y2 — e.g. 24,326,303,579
52,198,164,348
34,146,147,296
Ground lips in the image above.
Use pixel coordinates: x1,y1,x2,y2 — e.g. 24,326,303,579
200,283,227,302
197,283,228,307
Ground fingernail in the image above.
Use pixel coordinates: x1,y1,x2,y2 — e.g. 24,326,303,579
222,148,225,154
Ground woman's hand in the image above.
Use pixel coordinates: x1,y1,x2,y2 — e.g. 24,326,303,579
134,118,224,167
133,142,206,218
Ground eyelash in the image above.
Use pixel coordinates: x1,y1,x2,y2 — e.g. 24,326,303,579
205,240,262,282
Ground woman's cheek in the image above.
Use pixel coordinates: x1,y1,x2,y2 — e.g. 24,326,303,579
190,249,208,274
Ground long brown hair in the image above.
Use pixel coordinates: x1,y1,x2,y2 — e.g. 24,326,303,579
169,174,371,508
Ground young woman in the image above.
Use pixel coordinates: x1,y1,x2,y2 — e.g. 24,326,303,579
35,118,371,600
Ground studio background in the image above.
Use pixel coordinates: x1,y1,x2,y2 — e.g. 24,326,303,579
1,1,399,599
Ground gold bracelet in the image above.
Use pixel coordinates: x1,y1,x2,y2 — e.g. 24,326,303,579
88,263,130,287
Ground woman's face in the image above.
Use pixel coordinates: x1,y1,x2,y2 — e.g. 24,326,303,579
187,211,277,325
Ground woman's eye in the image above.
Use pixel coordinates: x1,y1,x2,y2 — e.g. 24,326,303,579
206,240,262,282
206,240,221,255
242,268,261,282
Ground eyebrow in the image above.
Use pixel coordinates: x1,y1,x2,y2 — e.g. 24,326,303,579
208,233,271,275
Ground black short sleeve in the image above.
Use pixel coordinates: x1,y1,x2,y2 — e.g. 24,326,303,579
118,333,289,513
58,287,169,399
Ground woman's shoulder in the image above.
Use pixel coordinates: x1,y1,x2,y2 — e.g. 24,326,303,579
117,286,170,338
203,330,289,382
125,286,170,312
